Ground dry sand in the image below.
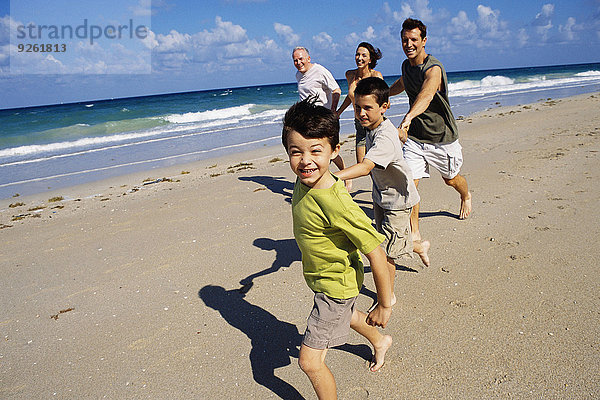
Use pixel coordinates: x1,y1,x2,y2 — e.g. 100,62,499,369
1,93,599,399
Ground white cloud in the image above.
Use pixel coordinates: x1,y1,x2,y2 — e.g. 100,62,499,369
412,0,433,22
312,32,336,49
345,26,376,46
129,0,152,17
558,17,577,41
533,3,555,41
517,28,529,47
476,5,507,39
149,16,286,73
448,11,477,37
273,22,300,47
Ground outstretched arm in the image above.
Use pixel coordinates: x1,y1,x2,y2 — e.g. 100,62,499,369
399,66,442,132
332,154,345,171
334,158,375,181
389,76,405,96
336,94,352,117
330,88,341,112
364,246,392,328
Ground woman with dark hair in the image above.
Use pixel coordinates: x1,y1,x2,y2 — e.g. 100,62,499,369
336,42,383,163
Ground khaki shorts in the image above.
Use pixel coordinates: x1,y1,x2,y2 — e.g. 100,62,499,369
374,204,413,260
403,138,463,180
303,292,357,349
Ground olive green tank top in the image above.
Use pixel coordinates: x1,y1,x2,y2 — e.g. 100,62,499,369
402,55,458,144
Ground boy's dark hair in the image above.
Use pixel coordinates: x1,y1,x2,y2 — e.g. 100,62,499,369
354,77,389,106
357,42,382,69
402,18,427,39
282,97,339,150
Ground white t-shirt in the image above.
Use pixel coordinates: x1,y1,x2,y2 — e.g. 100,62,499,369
296,63,340,110
365,118,420,210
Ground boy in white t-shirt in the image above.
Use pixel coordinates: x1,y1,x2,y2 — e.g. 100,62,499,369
336,77,430,305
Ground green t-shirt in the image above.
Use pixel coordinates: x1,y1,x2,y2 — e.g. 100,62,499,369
292,177,385,299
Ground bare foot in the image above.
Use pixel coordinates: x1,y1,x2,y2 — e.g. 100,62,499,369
369,334,393,372
460,192,472,219
414,239,430,267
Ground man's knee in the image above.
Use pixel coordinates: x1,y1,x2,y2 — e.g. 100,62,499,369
443,174,462,186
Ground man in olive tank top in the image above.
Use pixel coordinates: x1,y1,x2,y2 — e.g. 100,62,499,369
389,18,472,243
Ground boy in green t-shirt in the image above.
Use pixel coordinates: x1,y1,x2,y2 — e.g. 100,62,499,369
282,98,393,399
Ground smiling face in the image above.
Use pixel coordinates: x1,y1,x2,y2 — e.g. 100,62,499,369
354,94,388,131
355,46,371,69
292,49,312,73
401,27,427,65
286,130,340,189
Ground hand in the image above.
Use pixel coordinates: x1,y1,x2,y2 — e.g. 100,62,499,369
398,116,411,143
398,126,408,143
366,304,391,328
344,178,353,192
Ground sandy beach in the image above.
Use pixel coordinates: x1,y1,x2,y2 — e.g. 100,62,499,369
1,93,599,399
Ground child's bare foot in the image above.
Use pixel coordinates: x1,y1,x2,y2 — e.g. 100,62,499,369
460,192,472,219
369,334,393,372
414,240,430,267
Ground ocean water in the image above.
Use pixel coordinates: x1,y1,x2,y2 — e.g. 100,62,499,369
1,62,599,199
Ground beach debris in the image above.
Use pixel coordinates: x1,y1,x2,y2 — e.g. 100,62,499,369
181,170,190,174
0,224,13,229
142,177,176,186
12,193,20,197
50,307,74,320
48,196,64,203
227,162,255,172
28,205,45,211
441,267,450,273
12,213,32,221
253,188,266,192
9,202,25,208
269,157,283,163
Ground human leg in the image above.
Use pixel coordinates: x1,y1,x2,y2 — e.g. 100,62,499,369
410,179,421,241
423,140,471,219
443,173,471,219
412,237,430,267
350,309,392,372
298,345,336,399
301,293,357,398
403,139,429,241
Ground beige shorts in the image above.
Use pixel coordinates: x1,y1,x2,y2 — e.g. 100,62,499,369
374,204,413,260
403,138,463,180
303,292,357,349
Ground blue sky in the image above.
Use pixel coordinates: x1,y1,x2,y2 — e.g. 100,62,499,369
1,0,599,109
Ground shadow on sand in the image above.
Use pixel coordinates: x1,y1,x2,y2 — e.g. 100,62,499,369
199,284,304,399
